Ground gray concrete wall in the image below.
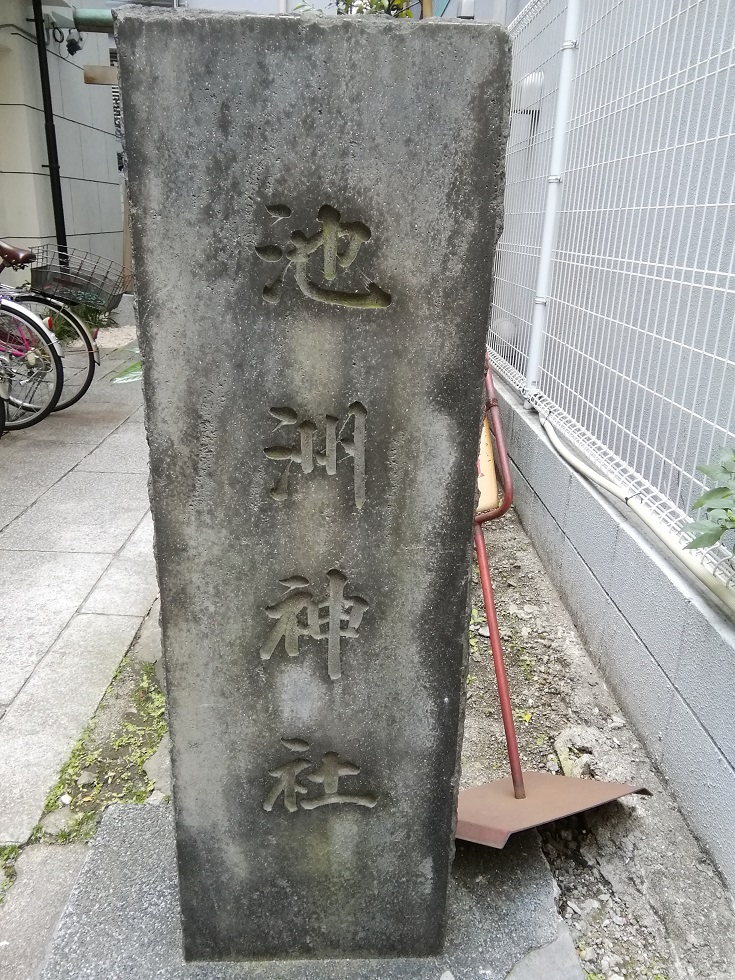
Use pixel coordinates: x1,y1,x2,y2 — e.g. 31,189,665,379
494,375,735,893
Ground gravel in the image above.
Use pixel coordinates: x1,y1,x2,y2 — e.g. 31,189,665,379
462,509,735,980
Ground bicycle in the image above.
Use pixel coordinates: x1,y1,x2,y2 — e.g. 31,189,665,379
0,241,101,412
0,286,64,430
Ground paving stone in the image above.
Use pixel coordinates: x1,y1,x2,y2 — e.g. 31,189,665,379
40,805,581,980
129,599,162,664
0,613,140,843
0,470,150,554
119,512,155,561
144,735,171,795
0,552,113,705
0,439,91,532
81,556,158,617
9,406,136,446
40,806,74,836
0,843,86,980
504,927,584,980
76,423,149,474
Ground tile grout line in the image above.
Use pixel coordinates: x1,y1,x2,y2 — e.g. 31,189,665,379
0,380,143,535
1,489,152,727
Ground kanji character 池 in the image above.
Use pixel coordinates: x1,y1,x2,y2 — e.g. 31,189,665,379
255,204,391,309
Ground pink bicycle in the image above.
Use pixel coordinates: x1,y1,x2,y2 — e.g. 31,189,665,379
0,283,63,432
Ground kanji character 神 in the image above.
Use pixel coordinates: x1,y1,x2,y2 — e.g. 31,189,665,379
259,570,369,681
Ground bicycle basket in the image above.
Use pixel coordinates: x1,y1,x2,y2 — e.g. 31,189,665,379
30,246,133,313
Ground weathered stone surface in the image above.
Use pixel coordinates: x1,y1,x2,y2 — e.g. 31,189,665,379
117,9,509,961
0,842,86,980
144,734,172,795
40,806,583,980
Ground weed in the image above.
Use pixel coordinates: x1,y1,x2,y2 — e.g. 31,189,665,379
0,844,19,904
38,659,167,845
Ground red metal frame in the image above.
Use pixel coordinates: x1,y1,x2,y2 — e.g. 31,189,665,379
474,357,525,799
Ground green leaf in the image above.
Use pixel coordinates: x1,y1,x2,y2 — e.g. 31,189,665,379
683,519,720,534
698,463,732,482
692,487,734,509
112,361,143,384
684,527,725,549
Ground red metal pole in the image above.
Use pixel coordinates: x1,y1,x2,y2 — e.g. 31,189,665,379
473,521,526,800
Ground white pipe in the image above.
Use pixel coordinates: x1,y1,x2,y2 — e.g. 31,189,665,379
525,0,581,393
539,415,735,618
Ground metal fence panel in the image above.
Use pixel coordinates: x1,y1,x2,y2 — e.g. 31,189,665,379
489,0,735,586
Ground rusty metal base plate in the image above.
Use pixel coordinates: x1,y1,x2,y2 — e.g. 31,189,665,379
457,772,650,848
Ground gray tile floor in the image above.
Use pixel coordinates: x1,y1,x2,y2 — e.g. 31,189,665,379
0,327,157,844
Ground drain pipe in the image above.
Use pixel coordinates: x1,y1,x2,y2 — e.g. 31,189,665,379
525,0,580,394
539,415,735,618
31,0,67,253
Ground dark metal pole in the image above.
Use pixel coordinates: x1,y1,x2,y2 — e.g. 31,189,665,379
31,0,67,253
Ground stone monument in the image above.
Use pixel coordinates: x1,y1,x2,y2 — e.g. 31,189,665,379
116,9,509,962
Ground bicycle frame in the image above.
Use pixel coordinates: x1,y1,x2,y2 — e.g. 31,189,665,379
0,279,100,366
0,296,60,357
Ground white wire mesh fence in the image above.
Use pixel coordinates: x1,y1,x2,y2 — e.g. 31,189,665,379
489,0,735,587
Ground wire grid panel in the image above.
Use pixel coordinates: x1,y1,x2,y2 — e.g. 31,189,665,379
488,0,568,379
490,0,735,581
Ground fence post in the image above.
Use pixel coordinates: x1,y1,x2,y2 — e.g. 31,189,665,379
525,0,580,395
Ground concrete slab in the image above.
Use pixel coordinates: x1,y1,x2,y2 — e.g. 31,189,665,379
0,613,140,843
7,406,136,446
0,843,87,980
82,556,158,617
0,551,113,705
76,423,149,474
0,439,92,531
117,512,155,561
40,805,582,980
0,470,150,554
129,598,162,664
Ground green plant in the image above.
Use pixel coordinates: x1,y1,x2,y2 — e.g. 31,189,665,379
335,0,413,15
48,304,112,342
295,0,415,17
683,447,735,552
39,660,168,844
71,304,113,330
112,360,143,384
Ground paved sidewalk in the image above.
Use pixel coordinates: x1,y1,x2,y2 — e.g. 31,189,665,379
0,321,156,844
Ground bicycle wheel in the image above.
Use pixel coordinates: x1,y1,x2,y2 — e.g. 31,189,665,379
0,395,5,440
0,299,63,429
20,295,96,411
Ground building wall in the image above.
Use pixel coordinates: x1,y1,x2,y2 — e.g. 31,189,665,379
484,0,735,890
494,374,735,893
0,0,122,283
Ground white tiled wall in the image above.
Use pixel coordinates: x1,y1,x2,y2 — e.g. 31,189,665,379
0,0,123,272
